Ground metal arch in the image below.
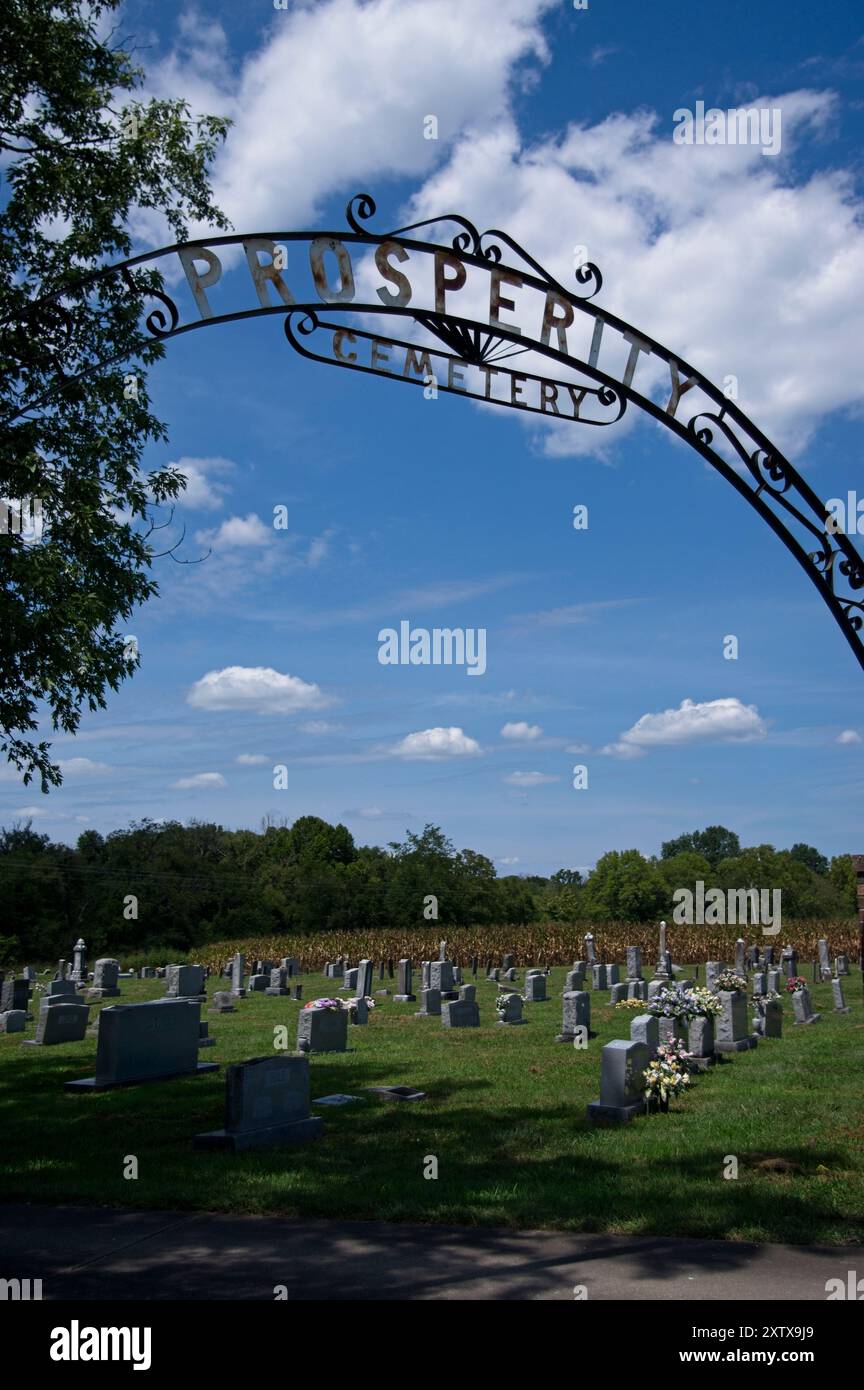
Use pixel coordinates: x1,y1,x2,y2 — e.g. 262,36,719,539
4,190,863,672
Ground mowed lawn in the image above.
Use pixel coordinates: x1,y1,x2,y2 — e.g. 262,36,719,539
2,969,863,1245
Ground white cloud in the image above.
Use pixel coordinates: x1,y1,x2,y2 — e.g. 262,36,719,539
497,855,520,864
171,772,227,790
603,697,767,755
58,758,111,777
502,770,560,786
389,726,482,760
188,666,332,714
501,721,542,741
836,729,862,745
298,720,343,734
196,513,271,548
565,741,590,754
171,457,234,511
235,753,269,765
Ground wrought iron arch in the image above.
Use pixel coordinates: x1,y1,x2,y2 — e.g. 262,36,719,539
6,191,863,670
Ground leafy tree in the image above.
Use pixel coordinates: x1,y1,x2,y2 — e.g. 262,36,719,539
580,849,667,922
788,842,829,876
661,825,741,867
0,0,229,790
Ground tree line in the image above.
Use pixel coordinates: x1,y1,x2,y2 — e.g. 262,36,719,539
0,816,855,966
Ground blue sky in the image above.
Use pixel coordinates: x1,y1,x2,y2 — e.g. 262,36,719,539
6,0,864,871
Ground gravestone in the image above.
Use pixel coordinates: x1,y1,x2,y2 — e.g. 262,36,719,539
69,938,87,984
626,947,643,981
429,959,455,992
198,1020,215,1049
607,964,620,986
780,945,798,978
817,939,832,981
453,965,463,985
714,991,758,1052
352,997,369,1025
165,964,206,1000
415,987,441,1017
487,967,501,983
734,939,746,975
439,939,448,961
706,961,724,992
609,982,629,1005
442,999,480,1028
86,959,121,1001
502,953,515,971
0,1010,27,1034
832,979,850,1014
627,978,648,1001
496,991,525,1025
766,968,782,994
230,954,246,998
654,921,672,981
248,973,269,993
342,968,358,992
356,959,374,999
687,1016,715,1068
282,957,300,977
556,990,590,1043
458,983,476,1003
265,967,290,997
751,970,767,998
26,999,90,1046
524,971,547,1002
471,955,479,977
65,999,216,1088
564,967,585,993
0,979,29,1013
835,954,850,977
291,984,303,1001
763,946,775,966
753,997,783,1038
395,959,416,1002
629,1013,659,1057
791,988,820,1025
584,933,597,965
210,991,235,1013
591,964,607,991
140,967,156,980
587,1040,649,1123
502,967,517,982
296,1006,348,1053
422,961,432,988
194,1055,323,1152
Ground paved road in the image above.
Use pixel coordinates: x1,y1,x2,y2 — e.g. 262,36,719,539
0,1204,850,1300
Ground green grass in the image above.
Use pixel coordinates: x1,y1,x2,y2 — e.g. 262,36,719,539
3,969,863,1245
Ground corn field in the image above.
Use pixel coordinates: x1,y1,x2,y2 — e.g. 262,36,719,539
197,918,860,973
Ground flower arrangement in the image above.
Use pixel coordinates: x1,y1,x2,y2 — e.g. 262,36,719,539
302,997,342,1012
646,984,700,1022
495,990,524,1013
688,985,722,1018
784,976,808,994
643,1045,691,1105
761,990,782,1003
714,970,748,993
614,997,646,1010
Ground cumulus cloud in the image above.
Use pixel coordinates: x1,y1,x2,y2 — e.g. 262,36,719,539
57,758,111,777
502,770,560,786
602,697,767,755
171,772,227,790
195,513,272,548
389,726,482,759
836,728,861,745
170,457,234,511
501,721,542,741
188,666,332,714
235,753,269,765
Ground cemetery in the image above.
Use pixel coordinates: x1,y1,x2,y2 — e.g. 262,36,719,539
1,928,862,1248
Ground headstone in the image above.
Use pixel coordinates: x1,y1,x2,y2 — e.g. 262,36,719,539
69,938,87,983
734,938,746,975
496,991,525,1025
439,939,447,961
627,979,648,1001
0,1011,26,1034
587,1040,649,1123
291,984,303,1001
471,955,478,977
458,983,476,1003
22,966,36,981
487,967,501,983
248,973,268,993
165,964,206,1000
502,953,514,971
210,991,235,1014
296,1005,348,1053
282,957,300,978
609,982,628,1004
524,971,547,1002
442,999,480,1028
792,988,820,1025
230,954,246,998
0,978,29,1013
766,968,782,993
194,1056,323,1152
265,967,289,996
140,967,156,979
687,1016,715,1066
753,997,782,1038
654,921,672,981
342,968,358,992
352,997,369,1025
86,959,121,1001
356,959,373,999
25,998,90,1047
591,964,607,991
626,947,643,981
564,967,585,993
714,990,758,1051
818,939,832,981
584,932,597,965
429,959,455,992
556,990,590,1042
781,945,798,978
706,961,724,992
395,959,416,1002
763,946,775,966
65,999,215,1088
387,958,394,979
415,987,441,1017
630,1013,659,1057
751,970,767,997
421,961,432,988
198,1020,215,1049
835,954,850,977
